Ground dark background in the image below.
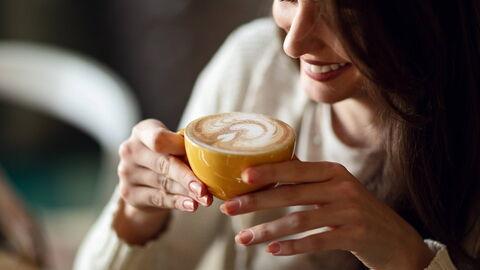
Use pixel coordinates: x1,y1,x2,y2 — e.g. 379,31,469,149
1,0,269,127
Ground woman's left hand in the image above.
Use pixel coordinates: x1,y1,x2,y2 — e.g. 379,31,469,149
219,160,434,270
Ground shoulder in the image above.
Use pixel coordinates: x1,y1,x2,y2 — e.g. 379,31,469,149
215,18,282,65
228,17,280,46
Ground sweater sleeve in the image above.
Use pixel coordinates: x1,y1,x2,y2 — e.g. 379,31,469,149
424,240,457,270
73,187,224,270
74,18,278,270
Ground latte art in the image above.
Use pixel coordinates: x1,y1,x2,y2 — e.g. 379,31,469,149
186,112,295,154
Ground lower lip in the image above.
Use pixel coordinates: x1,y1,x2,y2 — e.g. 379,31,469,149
303,63,352,82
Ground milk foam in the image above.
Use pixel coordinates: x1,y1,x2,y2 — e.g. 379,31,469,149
186,112,294,154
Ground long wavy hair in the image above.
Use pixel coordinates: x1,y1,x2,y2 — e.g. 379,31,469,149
310,0,480,268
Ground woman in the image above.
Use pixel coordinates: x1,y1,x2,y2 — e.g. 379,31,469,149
76,0,480,269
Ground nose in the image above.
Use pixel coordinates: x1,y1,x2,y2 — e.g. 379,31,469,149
283,6,319,59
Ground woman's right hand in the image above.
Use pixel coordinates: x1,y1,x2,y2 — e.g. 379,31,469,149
113,119,213,245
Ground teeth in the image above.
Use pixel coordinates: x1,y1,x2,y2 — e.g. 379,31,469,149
330,64,340,71
309,63,347,74
320,65,331,73
310,65,325,73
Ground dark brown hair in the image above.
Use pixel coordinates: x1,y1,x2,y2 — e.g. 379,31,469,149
319,0,480,268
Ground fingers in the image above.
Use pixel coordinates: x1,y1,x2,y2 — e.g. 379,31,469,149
118,163,186,193
132,119,185,155
265,227,354,256
241,160,348,185
230,194,372,256
118,119,214,215
234,206,346,246
119,185,197,212
122,139,208,197
118,161,211,206
220,183,338,215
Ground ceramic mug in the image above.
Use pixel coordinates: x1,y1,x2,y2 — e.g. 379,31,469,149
178,112,296,200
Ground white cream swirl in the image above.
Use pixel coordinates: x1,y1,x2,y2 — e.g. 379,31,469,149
186,112,294,154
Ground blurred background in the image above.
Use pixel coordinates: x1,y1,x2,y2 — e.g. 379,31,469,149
0,0,269,268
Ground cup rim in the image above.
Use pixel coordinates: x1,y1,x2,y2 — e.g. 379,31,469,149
183,112,296,156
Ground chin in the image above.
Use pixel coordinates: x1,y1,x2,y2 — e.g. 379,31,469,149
301,80,351,104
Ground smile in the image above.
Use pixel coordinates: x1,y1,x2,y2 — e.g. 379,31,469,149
309,62,348,74
303,61,352,82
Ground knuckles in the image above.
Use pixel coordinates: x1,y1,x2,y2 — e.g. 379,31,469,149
329,163,363,200
240,194,258,210
118,182,131,200
118,141,133,159
117,162,132,179
285,212,307,230
329,162,347,174
132,119,165,135
141,119,166,127
255,225,273,241
336,179,361,200
155,155,173,176
157,175,170,191
132,119,169,152
149,194,163,207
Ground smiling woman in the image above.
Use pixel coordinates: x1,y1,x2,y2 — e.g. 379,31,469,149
76,1,480,269
276,0,480,266
273,0,366,104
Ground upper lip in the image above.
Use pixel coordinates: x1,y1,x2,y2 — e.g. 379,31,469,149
301,58,350,66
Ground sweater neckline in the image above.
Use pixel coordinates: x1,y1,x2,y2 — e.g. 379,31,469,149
320,103,379,156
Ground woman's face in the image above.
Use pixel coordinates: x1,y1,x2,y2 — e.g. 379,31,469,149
272,0,366,103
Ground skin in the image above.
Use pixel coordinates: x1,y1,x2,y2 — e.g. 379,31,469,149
114,120,213,245
114,0,435,268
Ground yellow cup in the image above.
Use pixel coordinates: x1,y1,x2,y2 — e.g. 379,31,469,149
179,114,295,200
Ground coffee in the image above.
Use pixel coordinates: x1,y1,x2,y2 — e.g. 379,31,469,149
186,112,295,155
181,112,296,200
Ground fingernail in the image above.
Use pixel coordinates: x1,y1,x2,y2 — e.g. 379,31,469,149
198,195,209,206
222,200,240,215
182,199,194,211
241,168,257,184
267,242,281,254
235,230,254,245
189,181,204,196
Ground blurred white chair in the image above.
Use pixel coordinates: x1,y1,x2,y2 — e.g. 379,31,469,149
0,41,140,206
